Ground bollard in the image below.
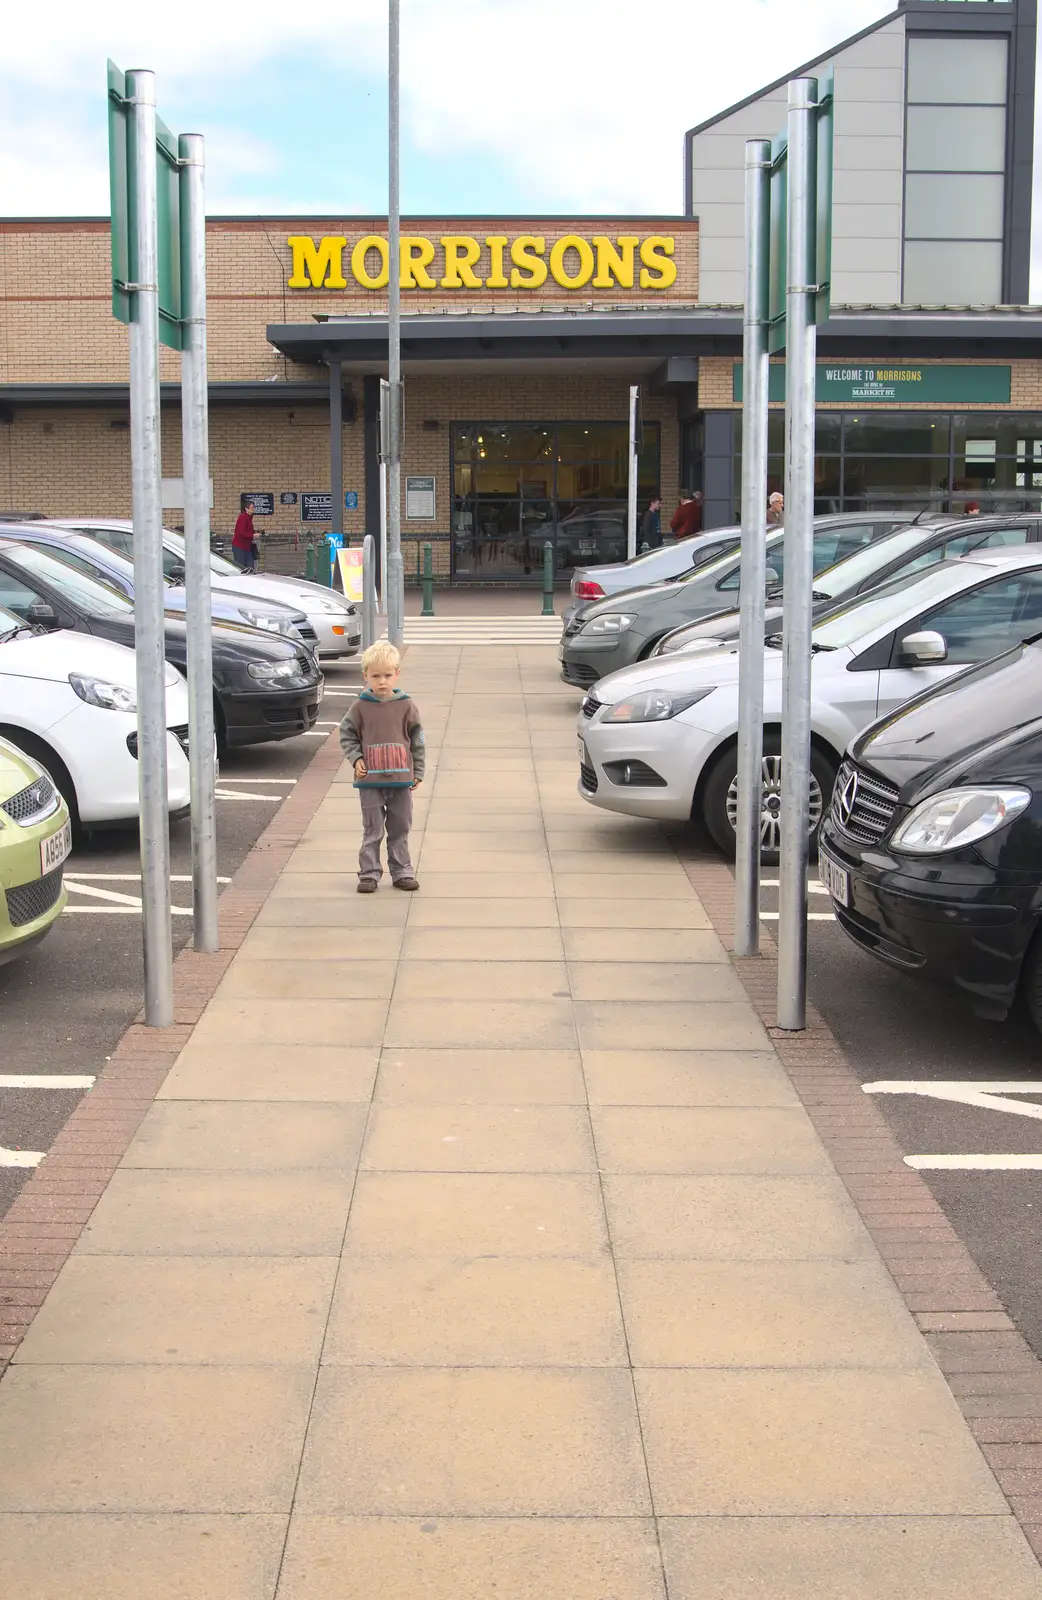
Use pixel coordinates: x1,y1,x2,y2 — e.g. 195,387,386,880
640,541,650,554
421,543,434,616
361,533,377,649
541,540,555,616
324,538,334,587
305,542,316,582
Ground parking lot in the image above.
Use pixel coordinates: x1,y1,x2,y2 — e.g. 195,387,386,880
0,660,359,1222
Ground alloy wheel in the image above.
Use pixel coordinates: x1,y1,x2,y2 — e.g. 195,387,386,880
724,754,824,856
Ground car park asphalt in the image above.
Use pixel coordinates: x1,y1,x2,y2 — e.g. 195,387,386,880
0,659,359,1223
750,864,1042,1364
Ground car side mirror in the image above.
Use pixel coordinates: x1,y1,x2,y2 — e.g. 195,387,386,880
900,629,947,664
764,566,780,587
169,564,186,583
27,600,59,629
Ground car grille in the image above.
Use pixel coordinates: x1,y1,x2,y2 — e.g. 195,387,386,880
580,692,601,720
297,622,319,644
297,653,317,677
127,725,190,761
564,661,599,686
829,760,900,844
6,865,64,927
1,774,58,826
579,759,599,794
604,760,667,788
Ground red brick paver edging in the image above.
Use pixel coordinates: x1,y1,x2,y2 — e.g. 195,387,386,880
677,843,1042,1567
0,731,347,1373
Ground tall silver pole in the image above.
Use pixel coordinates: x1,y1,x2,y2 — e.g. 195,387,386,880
626,385,639,560
733,140,773,959
777,78,818,1031
178,132,218,955
386,0,404,647
127,69,173,1025
362,532,377,649
379,377,390,616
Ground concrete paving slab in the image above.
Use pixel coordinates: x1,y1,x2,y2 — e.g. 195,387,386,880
324,1256,627,1367
658,1517,1042,1600
408,899,560,927
574,1000,769,1052
0,1367,314,1512
603,1175,876,1261
385,998,576,1049
592,1105,832,1175
343,1173,609,1257
216,957,399,999
255,896,412,927
400,926,566,960
189,997,389,1047
15,1256,339,1366
157,1044,378,1103
561,927,728,963
277,1516,666,1600
634,1368,1008,1515
415,812,545,832
295,1368,652,1516
617,1259,933,1368
120,1101,367,1172
568,961,745,1002
409,872,555,898
557,899,711,929
239,926,405,960
391,959,569,1000
580,1049,799,1108
0,1514,288,1600
375,1048,586,1104
361,1104,596,1173
76,1171,355,1257
414,851,553,873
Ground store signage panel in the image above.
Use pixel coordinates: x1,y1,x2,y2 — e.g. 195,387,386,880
300,493,333,523
286,233,678,293
406,476,436,520
733,363,1013,404
242,491,274,514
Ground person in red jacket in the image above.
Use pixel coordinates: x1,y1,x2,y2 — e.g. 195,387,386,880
232,499,257,572
670,490,703,541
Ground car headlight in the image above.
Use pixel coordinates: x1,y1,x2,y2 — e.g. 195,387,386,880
69,672,137,712
313,596,353,615
580,613,636,636
891,786,1032,855
603,687,715,723
247,659,304,681
238,608,293,637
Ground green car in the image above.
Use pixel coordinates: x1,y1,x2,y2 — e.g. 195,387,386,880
0,736,71,965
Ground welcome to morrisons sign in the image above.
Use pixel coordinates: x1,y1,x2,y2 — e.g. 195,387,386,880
286,232,679,293
733,362,1013,405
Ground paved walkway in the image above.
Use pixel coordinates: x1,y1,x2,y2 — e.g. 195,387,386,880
1,646,1041,1598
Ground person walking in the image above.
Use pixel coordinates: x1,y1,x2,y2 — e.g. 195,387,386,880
232,499,258,572
766,491,784,527
670,490,703,541
339,641,424,893
640,495,663,550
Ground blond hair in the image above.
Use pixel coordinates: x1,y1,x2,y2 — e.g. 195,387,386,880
362,641,401,675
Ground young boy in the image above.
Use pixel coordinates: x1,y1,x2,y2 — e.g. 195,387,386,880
339,642,424,893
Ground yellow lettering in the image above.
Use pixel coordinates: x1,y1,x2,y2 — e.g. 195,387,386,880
485,236,509,288
286,235,347,289
591,235,637,289
509,236,548,289
639,235,677,290
549,235,595,289
440,235,483,289
351,235,389,290
400,235,437,289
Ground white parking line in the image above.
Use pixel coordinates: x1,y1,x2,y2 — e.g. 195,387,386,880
216,788,283,802
760,879,831,895
0,1075,95,1089
759,911,836,922
214,777,296,784
906,1155,1042,1170
65,874,232,883
0,1148,43,1168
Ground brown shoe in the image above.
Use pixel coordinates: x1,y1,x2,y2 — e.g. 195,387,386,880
357,878,378,894
393,877,420,891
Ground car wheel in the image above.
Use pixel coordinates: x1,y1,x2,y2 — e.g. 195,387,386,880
701,734,836,864
1020,929,1042,1035
0,728,80,832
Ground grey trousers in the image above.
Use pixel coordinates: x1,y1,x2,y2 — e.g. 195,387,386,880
358,786,414,882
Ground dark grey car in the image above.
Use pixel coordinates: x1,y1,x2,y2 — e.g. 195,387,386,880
562,527,743,629
651,513,1042,657
559,512,916,686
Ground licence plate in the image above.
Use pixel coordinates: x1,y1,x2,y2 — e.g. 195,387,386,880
577,737,587,764
41,818,72,875
818,852,849,907
558,643,566,663
317,679,325,704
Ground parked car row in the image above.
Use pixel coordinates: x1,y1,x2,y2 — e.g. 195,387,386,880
0,516,362,967
564,512,1042,1035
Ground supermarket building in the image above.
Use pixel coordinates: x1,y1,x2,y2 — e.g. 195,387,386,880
1,0,1041,583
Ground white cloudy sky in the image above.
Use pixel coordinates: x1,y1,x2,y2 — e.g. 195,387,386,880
1,0,1039,292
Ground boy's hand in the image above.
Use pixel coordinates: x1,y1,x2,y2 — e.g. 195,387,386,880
354,759,367,779
412,779,422,789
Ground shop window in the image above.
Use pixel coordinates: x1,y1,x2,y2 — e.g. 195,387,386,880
842,413,952,455
843,455,951,511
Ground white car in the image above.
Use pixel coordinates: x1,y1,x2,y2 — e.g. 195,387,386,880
0,603,191,826
578,550,1042,859
44,520,362,661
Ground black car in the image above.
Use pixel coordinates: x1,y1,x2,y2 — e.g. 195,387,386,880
0,539,323,749
819,638,1042,1030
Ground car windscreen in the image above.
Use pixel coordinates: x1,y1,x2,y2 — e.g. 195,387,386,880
681,531,785,589
812,524,945,597
0,543,135,614
67,539,142,585
0,603,26,637
810,562,985,650
163,529,239,579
